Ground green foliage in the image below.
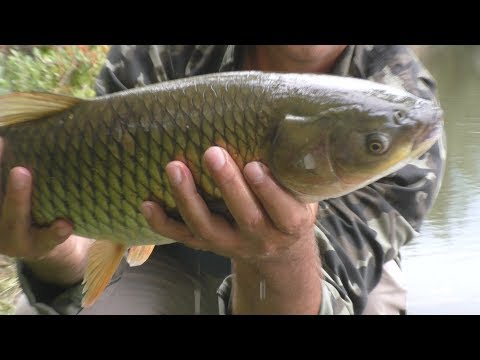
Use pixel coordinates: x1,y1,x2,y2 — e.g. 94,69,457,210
0,45,110,98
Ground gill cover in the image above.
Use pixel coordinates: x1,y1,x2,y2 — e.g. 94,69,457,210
268,112,340,202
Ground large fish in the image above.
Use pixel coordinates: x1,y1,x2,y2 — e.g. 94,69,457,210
0,71,443,307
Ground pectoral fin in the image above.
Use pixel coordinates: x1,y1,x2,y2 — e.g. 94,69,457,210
126,245,155,266
81,240,126,308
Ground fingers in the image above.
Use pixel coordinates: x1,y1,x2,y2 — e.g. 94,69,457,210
140,200,202,248
165,161,212,231
140,145,318,259
203,147,266,230
203,147,313,235
0,166,74,259
1,167,33,241
163,160,238,247
243,162,317,234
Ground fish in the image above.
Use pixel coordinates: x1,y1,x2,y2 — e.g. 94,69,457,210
0,71,443,307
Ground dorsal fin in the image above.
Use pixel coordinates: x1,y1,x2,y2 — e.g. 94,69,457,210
0,92,82,127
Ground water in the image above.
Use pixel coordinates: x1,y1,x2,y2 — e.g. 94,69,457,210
402,46,480,314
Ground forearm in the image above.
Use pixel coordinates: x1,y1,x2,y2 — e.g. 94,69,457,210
231,232,322,315
23,236,91,287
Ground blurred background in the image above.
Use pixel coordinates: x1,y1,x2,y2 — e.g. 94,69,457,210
402,45,480,315
0,45,478,315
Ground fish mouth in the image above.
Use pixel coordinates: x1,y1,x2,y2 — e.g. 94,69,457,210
412,109,444,156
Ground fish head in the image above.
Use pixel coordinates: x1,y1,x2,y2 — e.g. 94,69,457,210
328,93,443,192
269,86,444,203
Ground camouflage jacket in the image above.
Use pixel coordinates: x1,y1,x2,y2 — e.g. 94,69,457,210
18,45,446,315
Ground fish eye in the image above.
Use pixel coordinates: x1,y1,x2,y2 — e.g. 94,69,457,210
366,133,390,155
393,110,406,124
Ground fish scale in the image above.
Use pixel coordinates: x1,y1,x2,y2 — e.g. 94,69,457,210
0,71,441,246
0,74,277,246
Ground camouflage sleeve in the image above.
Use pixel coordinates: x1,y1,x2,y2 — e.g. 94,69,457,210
94,45,234,96
313,45,446,314
16,261,82,314
94,45,223,95
95,45,172,95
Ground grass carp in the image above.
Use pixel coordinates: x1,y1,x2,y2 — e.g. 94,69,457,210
0,71,443,307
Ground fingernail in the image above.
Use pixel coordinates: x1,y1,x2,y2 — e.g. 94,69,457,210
55,224,71,238
141,203,152,220
207,147,226,171
166,165,182,186
12,169,30,191
245,162,264,184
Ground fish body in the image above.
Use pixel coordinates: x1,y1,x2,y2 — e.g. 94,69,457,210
0,71,443,306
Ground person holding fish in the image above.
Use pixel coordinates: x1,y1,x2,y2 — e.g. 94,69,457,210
0,45,446,315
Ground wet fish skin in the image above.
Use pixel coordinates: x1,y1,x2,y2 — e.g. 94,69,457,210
0,71,443,247
0,71,443,307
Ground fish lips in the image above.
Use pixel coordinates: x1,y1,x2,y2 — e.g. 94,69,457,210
412,108,444,154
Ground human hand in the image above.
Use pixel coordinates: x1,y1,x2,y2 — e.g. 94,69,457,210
0,138,74,261
141,146,318,262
